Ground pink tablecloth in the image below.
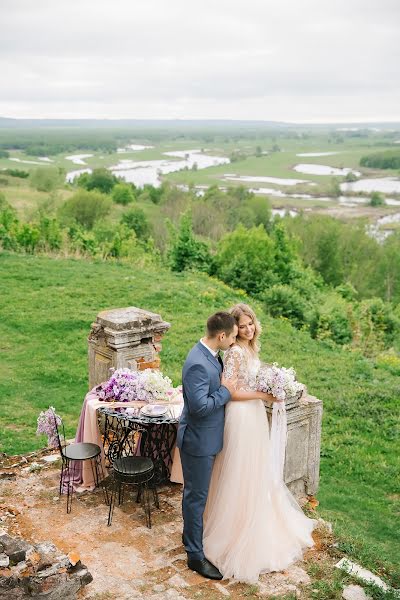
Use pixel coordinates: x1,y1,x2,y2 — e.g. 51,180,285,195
73,388,184,490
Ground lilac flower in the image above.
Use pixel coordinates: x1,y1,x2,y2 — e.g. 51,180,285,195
36,407,62,448
98,367,174,403
256,363,303,402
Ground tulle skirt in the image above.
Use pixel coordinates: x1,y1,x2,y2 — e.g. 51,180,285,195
203,399,315,583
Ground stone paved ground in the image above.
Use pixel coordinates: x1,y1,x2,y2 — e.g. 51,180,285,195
0,451,332,600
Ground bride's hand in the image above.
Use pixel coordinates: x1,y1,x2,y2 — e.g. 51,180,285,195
221,374,235,396
257,391,283,403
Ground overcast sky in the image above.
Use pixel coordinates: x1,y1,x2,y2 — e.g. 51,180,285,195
1,0,399,123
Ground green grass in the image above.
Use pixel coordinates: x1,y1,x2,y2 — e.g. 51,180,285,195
0,252,399,581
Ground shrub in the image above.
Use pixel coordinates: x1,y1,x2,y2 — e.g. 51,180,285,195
29,167,64,192
2,168,29,178
375,349,400,375
112,183,135,205
263,284,312,329
121,207,151,240
59,190,112,229
369,191,385,207
312,294,353,345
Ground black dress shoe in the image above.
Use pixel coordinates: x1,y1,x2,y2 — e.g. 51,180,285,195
187,557,223,580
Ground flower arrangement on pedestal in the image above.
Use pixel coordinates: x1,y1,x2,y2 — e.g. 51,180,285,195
97,367,181,403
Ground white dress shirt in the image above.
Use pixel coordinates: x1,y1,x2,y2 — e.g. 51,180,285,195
200,338,219,358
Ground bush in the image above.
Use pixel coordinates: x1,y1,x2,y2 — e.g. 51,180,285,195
355,297,400,354
121,207,151,240
29,167,64,192
59,190,112,229
112,183,135,205
375,349,400,375
139,184,163,204
2,168,29,179
312,293,353,345
263,284,312,329
369,191,385,207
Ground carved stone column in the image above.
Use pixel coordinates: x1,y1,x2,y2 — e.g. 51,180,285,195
88,307,171,389
265,391,323,499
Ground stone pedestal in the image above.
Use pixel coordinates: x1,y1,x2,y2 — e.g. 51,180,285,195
88,307,170,389
265,391,323,498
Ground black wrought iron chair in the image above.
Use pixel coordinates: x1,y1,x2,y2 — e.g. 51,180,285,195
50,409,108,513
106,422,159,528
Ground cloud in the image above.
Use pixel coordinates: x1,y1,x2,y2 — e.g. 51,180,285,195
1,0,399,121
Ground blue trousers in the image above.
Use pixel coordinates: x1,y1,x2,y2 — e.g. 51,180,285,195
180,449,215,561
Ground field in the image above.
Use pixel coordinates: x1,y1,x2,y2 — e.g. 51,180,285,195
2,126,400,234
0,252,399,582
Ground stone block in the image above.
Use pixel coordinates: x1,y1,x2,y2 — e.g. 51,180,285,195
265,391,323,498
0,534,32,566
88,306,170,388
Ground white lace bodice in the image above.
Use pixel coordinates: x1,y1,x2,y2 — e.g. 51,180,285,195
223,344,260,392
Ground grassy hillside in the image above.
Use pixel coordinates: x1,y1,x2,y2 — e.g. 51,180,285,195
0,252,399,582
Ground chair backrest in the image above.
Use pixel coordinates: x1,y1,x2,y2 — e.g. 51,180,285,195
101,412,147,468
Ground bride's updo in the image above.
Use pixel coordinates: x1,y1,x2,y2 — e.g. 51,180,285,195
229,303,261,354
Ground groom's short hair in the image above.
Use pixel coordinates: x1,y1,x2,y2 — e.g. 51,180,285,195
207,312,236,337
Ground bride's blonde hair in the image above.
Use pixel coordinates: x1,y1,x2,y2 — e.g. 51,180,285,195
229,303,261,355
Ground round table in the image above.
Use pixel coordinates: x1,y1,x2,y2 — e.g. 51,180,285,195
98,405,179,485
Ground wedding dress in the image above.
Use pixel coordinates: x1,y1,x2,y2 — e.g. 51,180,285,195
203,344,315,583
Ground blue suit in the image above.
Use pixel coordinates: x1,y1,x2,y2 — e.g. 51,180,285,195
177,342,231,561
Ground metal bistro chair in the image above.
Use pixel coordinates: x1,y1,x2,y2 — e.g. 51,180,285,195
106,420,159,528
50,409,108,513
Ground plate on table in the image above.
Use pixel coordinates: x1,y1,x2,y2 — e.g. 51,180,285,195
140,404,169,418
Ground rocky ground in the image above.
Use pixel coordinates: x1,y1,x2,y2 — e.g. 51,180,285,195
0,449,361,600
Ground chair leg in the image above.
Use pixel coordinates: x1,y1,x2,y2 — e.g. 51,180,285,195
66,459,74,514
95,455,109,505
142,482,152,529
118,482,124,506
107,477,117,526
136,484,142,504
152,485,160,510
59,460,65,497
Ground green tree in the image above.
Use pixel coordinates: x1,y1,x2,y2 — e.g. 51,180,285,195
78,168,119,194
169,213,211,272
59,190,112,229
213,225,276,295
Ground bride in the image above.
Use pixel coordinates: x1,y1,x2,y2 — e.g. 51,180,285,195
203,303,315,583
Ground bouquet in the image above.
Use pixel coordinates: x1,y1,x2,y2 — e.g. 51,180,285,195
256,363,303,402
97,367,174,403
36,406,62,448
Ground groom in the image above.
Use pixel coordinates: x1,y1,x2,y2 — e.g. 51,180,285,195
177,312,238,580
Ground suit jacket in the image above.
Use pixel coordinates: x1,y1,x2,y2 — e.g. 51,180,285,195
177,342,231,456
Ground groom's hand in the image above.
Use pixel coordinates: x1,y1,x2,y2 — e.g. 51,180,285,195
221,374,235,397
